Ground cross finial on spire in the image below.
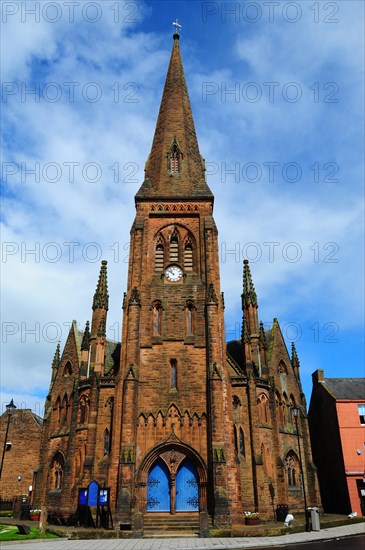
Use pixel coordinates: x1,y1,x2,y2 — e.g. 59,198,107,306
172,18,182,38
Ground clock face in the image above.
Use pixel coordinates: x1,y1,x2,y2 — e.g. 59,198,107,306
165,265,183,282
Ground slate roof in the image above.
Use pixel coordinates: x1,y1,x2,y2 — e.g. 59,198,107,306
76,329,120,376
226,328,273,370
324,378,365,400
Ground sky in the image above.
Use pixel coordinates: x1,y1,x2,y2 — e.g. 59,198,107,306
1,0,364,416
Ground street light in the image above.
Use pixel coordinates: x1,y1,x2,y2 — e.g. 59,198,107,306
291,404,310,532
0,399,17,479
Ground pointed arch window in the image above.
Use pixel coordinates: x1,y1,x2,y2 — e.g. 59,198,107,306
153,301,163,335
63,361,72,376
170,359,177,390
51,452,65,490
169,231,179,263
257,393,270,424
184,239,193,271
233,395,241,410
155,237,164,272
104,428,110,455
169,141,182,173
278,360,288,374
285,451,299,487
185,301,195,335
233,424,238,453
239,428,245,456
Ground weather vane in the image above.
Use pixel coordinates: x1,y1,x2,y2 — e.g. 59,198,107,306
172,19,182,35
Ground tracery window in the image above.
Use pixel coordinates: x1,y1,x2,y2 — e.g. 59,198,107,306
51,452,65,490
285,451,299,487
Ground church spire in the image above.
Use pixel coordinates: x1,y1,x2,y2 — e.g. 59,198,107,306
136,32,212,200
92,260,109,311
242,259,258,308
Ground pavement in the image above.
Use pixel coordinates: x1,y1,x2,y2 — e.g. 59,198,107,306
0,522,364,550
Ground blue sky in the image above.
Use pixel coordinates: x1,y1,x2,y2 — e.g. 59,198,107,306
1,0,364,415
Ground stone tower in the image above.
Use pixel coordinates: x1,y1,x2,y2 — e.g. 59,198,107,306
110,31,240,531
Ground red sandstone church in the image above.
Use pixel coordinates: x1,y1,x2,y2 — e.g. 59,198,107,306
33,32,321,534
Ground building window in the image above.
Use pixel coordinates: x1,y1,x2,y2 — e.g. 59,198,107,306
170,359,177,389
169,231,179,263
233,395,241,410
278,360,288,374
239,428,245,456
169,141,181,173
185,301,195,335
285,451,299,487
184,240,193,271
104,429,110,455
233,425,238,453
153,301,163,335
155,238,164,272
257,393,270,424
358,405,365,425
51,452,65,490
63,361,72,376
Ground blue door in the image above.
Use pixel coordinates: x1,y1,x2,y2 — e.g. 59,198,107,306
176,460,199,512
146,459,170,512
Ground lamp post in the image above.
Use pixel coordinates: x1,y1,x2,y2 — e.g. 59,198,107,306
0,399,17,479
291,404,310,532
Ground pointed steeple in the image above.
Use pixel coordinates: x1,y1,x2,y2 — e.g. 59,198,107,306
242,259,257,308
81,321,90,351
93,260,109,311
136,33,212,200
291,341,302,385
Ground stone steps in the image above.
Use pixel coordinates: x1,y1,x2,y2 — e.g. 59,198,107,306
143,513,200,535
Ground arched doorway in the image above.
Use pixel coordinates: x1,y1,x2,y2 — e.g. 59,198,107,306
138,436,207,515
146,458,170,512
145,456,200,513
176,459,199,512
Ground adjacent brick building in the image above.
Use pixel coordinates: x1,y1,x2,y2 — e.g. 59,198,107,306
0,409,43,501
308,370,365,516
32,33,321,533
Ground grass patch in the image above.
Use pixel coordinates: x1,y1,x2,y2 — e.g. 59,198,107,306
0,525,59,541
